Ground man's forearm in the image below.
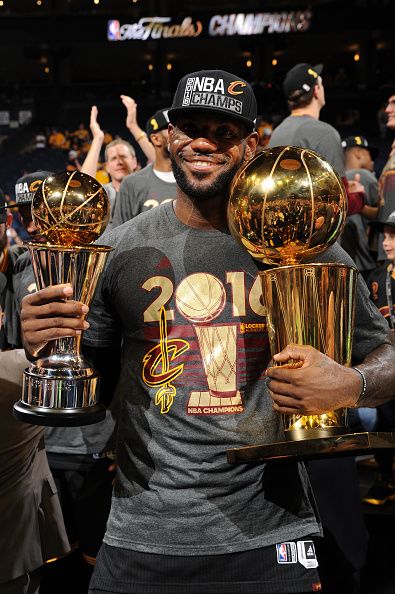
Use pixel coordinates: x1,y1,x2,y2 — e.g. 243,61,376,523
354,340,395,407
81,137,104,178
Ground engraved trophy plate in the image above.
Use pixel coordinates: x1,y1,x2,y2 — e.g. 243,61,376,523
13,171,113,426
226,145,395,460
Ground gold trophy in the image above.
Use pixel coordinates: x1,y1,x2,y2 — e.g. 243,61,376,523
226,146,395,462
13,171,113,427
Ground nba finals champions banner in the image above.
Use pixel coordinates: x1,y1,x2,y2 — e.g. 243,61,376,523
107,10,312,41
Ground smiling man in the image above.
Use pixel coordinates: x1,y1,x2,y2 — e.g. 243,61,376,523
20,70,395,594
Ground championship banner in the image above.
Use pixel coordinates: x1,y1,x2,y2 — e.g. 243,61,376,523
107,10,313,41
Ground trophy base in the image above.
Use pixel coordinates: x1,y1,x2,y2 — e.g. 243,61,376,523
284,426,346,441
13,401,106,427
227,432,395,464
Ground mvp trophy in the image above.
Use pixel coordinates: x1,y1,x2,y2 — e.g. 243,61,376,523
13,171,112,427
227,145,395,463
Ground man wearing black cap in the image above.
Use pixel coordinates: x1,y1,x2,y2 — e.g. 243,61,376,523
376,85,395,261
19,69,395,594
270,63,365,216
111,108,176,227
340,136,381,279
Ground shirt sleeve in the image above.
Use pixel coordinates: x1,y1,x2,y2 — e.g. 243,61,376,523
111,175,136,228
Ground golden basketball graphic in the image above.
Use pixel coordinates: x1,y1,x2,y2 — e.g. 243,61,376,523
31,171,110,246
175,273,226,323
227,145,347,266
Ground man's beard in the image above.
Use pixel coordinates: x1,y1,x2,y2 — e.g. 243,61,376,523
171,155,241,200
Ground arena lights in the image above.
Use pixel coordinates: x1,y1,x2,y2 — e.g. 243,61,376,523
37,0,43,5
246,60,252,68
272,58,278,66
0,1,4,7
166,63,173,71
354,53,360,62
94,0,100,4
148,64,154,71
44,67,50,74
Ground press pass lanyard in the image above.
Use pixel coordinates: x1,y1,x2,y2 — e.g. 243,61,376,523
386,264,395,330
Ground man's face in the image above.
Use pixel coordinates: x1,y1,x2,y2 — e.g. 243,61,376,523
18,204,47,242
106,144,137,182
383,226,395,261
152,129,170,159
169,112,256,200
316,76,326,108
385,95,395,131
359,148,374,171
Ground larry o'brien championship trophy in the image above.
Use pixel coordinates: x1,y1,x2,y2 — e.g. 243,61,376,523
227,145,395,463
13,171,112,427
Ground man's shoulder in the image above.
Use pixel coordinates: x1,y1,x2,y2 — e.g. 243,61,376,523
99,201,171,248
122,165,153,188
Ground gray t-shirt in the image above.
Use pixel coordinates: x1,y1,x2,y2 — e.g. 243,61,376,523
111,164,177,228
10,250,116,455
340,169,378,273
83,201,388,556
269,115,345,177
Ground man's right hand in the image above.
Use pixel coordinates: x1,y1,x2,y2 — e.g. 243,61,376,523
21,284,90,359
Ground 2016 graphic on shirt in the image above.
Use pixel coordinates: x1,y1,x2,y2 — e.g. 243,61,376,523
141,272,268,415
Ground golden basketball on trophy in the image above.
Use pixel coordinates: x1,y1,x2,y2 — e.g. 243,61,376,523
227,145,360,459
13,171,113,427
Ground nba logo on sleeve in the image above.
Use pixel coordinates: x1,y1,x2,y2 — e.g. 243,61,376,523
108,20,121,41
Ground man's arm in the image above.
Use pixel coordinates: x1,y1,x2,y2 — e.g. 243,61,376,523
81,106,104,179
121,95,155,163
266,338,395,414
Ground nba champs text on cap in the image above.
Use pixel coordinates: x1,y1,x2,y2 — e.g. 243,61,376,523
15,171,53,205
168,70,257,129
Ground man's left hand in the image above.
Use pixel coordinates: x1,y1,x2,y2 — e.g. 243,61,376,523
266,344,361,414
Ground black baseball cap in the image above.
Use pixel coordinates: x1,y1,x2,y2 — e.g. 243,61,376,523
146,108,170,138
370,210,395,232
0,188,6,224
341,136,379,159
168,69,257,130
283,63,323,98
15,171,53,205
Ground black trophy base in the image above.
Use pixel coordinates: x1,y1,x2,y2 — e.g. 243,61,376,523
13,401,106,427
227,432,395,464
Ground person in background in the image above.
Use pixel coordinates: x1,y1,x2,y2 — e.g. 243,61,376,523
363,211,395,505
340,135,382,281
376,85,395,261
81,106,138,222
3,171,118,592
0,189,70,594
111,107,176,227
269,63,366,217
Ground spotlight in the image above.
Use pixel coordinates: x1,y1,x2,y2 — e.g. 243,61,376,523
246,60,252,68
272,59,278,66
354,53,360,62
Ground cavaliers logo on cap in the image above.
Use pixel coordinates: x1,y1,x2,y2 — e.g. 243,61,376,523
307,68,318,78
29,179,44,193
228,81,246,96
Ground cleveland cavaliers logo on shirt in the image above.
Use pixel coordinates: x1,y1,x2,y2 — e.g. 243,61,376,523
182,77,243,115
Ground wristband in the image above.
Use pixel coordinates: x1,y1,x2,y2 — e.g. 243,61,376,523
353,367,367,404
135,132,147,143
